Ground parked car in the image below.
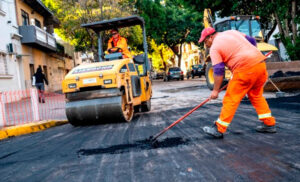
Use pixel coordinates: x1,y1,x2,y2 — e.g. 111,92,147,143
163,67,184,81
187,64,205,79
156,69,165,79
150,69,165,80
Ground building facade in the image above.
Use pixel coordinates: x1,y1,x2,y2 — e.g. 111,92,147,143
0,0,23,91
181,42,200,74
15,0,75,92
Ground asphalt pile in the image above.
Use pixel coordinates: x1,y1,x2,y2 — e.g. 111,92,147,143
270,70,300,78
78,137,190,156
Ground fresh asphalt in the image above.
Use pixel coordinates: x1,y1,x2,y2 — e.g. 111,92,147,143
0,79,299,182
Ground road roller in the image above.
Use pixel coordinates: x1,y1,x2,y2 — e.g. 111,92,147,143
62,16,152,125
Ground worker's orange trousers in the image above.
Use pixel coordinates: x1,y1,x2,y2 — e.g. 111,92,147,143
216,62,276,133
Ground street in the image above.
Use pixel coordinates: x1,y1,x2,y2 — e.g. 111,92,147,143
0,78,300,182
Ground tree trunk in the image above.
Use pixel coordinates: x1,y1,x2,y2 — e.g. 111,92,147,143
98,0,104,20
291,0,297,44
274,12,286,38
160,49,166,70
170,45,182,68
177,44,184,68
265,21,277,42
284,11,290,39
177,53,182,68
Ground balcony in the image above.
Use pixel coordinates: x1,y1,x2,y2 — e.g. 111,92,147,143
19,25,56,51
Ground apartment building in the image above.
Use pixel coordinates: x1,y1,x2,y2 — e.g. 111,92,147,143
15,0,74,92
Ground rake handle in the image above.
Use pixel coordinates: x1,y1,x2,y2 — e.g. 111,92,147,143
152,84,228,141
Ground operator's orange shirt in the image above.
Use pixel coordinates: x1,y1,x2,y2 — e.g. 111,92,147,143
210,30,266,73
107,36,132,58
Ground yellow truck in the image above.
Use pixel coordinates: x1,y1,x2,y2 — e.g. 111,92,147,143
201,9,279,89
62,16,152,125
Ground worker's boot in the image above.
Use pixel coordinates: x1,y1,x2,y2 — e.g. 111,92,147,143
203,124,223,138
255,123,276,133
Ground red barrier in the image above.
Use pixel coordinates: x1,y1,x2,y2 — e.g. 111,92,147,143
0,88,66,127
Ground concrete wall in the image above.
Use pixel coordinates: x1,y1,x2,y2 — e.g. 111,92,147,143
0,0,23,91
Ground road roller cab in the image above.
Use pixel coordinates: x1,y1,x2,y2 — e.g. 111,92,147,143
62,16,152,125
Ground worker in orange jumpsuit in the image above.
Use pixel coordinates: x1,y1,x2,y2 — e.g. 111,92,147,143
107,29,132,59
199,27,276,138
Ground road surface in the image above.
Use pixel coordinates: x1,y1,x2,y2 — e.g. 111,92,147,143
0,78,299,182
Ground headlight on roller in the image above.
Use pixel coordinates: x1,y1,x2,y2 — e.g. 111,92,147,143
104,79,112,84
68,83,77,89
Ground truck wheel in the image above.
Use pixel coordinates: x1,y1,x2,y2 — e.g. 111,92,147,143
205,63,214,90
121,92,134,122
205,62,227,90
141,100,151,112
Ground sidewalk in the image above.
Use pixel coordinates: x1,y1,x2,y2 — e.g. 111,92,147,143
0,120,68,140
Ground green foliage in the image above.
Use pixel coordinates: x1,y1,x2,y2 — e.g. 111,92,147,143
182,0,300,60
149,39,174,70
281,36,300,61
135,0,203,66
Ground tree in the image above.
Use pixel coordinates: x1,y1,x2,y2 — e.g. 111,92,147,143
182,0,300,60
135,0,203,67
149,39,174,71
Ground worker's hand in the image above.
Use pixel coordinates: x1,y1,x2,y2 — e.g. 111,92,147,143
210,90,219,100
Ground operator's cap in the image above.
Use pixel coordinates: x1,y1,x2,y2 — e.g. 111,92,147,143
198,27,216,43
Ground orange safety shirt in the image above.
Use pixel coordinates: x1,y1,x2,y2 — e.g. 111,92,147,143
107,36,132,58
210,30,266,73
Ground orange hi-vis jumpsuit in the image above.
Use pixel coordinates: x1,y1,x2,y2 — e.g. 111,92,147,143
210,30,276,133
107,36,132,59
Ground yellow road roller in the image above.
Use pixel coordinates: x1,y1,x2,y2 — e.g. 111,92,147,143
62,16,152,125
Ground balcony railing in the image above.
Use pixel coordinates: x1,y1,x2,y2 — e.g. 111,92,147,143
19,25,56,51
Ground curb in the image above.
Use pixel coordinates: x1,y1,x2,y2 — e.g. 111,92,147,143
0,120,68,140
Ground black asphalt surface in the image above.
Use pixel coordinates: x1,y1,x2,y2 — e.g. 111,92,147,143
0,84,299,181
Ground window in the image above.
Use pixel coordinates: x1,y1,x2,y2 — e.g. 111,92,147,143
21,10,29,26
215,21,230,32
250,20,261,37
0,54,8,75
128,63,136,72
169,67,181,71
35,19,41,28
231,20,250,36
120,65,128,73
